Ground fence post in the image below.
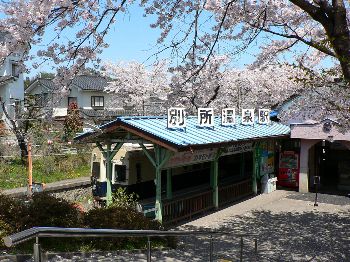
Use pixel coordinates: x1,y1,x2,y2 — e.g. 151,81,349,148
254,238,258,261
147,236,151,262
240,236,243,262
209,234,214,262
33,237,41,262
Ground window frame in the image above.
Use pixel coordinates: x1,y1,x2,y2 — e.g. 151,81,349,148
11,62,20,78
68,96,78,108
91,96,104,108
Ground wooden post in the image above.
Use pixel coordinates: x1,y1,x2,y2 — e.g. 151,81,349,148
155,167,162,222
166,169,172,200
252,142,260,195
27,141,33,197
96,142,124,207
154,145,163,222
213,157,219,209
211,149,222,209
106,143,112,206
140,144,172,223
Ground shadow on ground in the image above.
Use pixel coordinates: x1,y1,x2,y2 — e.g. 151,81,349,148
166,209,350,261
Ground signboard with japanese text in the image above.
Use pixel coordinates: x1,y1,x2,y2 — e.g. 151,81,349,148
198,108,214,127
167,107,186,128
241,109,255,125
221,108,235,126
258,109,270,125
221,142,253,156
164,142,253,169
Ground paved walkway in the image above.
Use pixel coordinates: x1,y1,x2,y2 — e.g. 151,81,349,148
2,190,350,261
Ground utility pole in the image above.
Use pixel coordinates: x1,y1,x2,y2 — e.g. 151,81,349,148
27,140,33,197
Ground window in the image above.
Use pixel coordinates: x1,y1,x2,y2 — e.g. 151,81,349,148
92,162,100,179
68,97,78,108
114,165,126,182
91,96,104,108
33,93,48,107
11,63,20,77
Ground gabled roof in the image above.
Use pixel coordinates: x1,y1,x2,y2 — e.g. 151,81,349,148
71,75,109,91
74,116,290,152
26,75,110,93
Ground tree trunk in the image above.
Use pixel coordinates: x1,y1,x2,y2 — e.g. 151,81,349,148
17,135,28,164
329,2,350,82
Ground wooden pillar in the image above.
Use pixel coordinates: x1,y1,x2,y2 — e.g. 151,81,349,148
96,141,124,207
212,157,219,209
166,169,172,200
155,146,162,221
140,144,172,223
106,143,113,206
252,142,260,195
211,149,223,209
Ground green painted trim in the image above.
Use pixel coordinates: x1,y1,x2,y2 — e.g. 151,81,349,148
159,150,172,169
252,142,260,195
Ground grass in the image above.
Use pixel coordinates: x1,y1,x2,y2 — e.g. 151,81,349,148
0,155,90,190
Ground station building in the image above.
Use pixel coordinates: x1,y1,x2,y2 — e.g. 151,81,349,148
75,115,290,224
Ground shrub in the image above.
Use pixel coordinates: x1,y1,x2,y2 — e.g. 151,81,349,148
0,219,12,249
0,194,28,232
25,193,83,228
84,206,165,250
22,193,84,251
111,187,139,209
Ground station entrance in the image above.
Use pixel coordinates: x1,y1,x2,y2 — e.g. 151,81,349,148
309,141,350,191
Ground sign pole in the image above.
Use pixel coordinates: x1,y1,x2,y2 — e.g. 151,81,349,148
27,140,33,197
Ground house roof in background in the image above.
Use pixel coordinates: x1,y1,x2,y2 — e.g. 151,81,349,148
26,75,111,93
71,75,109,91
75,116,290,152
0,76,15,86
80,108,137,118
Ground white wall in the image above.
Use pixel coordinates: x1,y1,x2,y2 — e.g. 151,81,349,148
0,54,24,121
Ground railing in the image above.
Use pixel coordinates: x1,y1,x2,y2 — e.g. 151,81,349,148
219,179,252,206
162,189,214,224
3,227,258,262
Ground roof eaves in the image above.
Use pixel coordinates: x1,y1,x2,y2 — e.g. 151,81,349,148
74,118,180,152
178,133,290,152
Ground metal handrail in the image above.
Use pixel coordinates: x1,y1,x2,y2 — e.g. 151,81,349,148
3,227,259,262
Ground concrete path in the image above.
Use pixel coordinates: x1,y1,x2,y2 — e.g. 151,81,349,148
2,190,350,261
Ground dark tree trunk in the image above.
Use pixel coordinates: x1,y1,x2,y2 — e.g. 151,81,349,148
290,0,350,82
17,135,28,164
329,1,350,81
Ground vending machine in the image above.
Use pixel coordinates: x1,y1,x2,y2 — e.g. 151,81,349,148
278,151,300,188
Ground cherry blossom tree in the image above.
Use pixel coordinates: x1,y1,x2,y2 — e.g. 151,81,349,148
102,60,170,110
143,0,350,81
168,55,229,112
1,0,349,127
103,58,305,116
0,0,348,81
